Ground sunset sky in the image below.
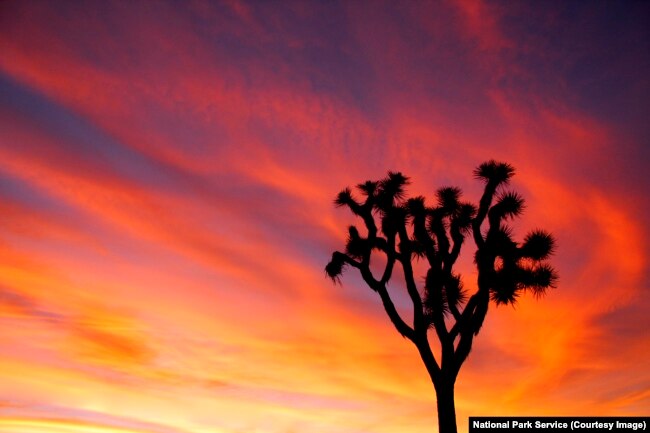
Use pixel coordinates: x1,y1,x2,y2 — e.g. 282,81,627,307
0,1,649,432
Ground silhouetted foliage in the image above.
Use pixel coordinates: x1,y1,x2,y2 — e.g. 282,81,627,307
325,160,557,433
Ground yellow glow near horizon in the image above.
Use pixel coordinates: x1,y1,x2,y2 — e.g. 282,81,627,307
0,1,648,433
0,419,148,433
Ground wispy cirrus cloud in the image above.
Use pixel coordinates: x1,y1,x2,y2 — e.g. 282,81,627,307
0,1,647,432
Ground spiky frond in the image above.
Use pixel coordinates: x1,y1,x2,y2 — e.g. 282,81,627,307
474,160,515,185
427,208,450,253
491,260,557,304
489,191,525,220
444,273,467,307
334,188,362,214
520,230,556,260
536,263,558,287
407,236,427,258
384,171,410,195
424,269,448,316
327,164,557,341
356,180,378,197
345,226,368,259
376,171,410,210
490,285,519,305
325,252,348,283
436,186,461,213
426,208,447,234
380,206,407,237
490,269,519,305
334,188,352,207
523,264,558,297
486,225,517,256
408,198,434,250
406,196,427,218
452,202,477,233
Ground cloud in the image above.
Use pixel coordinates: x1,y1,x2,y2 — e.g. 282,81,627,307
0,403,192,433
0,286,64,324
0,1,647,432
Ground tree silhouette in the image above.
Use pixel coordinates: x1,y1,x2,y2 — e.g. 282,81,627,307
325,161,557,433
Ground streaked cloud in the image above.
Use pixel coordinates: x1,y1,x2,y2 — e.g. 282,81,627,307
0,1,647,432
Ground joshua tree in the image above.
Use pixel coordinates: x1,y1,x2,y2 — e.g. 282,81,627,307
325,161,557,433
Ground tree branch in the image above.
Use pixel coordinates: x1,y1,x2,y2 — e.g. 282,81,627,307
449,292,479,339
398,227,425,331
454,292,488,372
431,215,450,261
472,183,497,247
375,282,416,341
380,234,397,284
411,207,438,268
448,303,462,323
334,251,415,340
445,221,464,271
415,334,442,384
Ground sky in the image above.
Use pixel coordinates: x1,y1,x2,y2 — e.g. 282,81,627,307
0,0,649,432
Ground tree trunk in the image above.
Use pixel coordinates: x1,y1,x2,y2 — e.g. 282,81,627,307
435,380,457,433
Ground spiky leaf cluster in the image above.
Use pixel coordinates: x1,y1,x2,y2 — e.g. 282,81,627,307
345,226,369,259
326,161,557,318
489,191,525,221
473,160,515,185
375,171,410,212
325,252,347,283
423,269,467,319
325,161,558,422
485,225,558,306
520,229,556,260
407,186,477,322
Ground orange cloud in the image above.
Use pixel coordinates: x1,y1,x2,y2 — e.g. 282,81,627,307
0,2,648,433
